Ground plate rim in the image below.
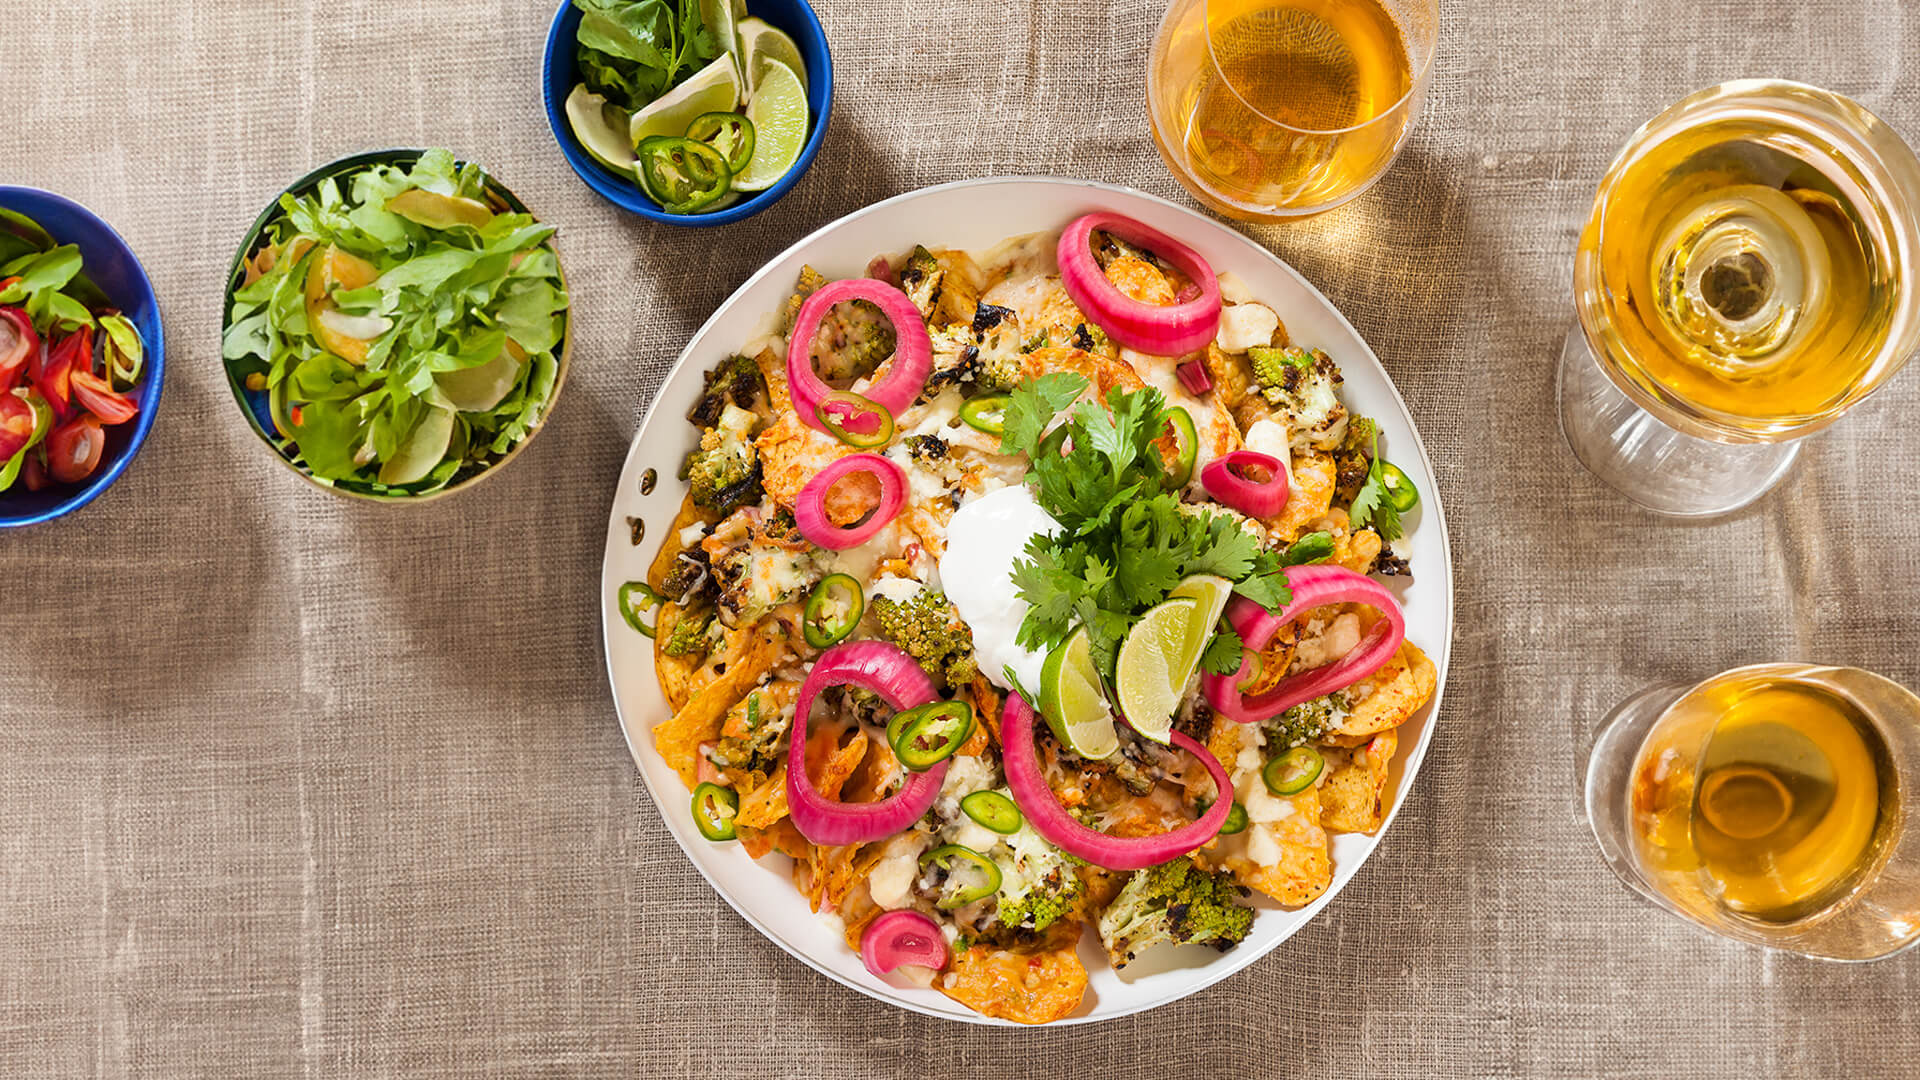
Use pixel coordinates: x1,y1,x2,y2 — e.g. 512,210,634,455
598,175,1455,1025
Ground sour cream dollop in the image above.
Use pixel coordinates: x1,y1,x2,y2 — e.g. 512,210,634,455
938,484,1061,694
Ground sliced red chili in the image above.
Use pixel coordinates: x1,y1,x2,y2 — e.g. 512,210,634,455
69,369,138,425
0,307,36,390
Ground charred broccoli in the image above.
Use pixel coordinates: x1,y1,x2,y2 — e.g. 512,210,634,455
900,245,945,318
1264,692,1349,750
904,434,948,462
1248,346,1348,450
658,549,714,606
783,265,827,333
688,404,762,515
974,332,1025,392
1096,857,1255,969
663,606,718,658
927,324,982,389
993,827,1086,934
870,589,977,690
687,354,763,429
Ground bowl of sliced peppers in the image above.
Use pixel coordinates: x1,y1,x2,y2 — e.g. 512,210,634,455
0,188,162,528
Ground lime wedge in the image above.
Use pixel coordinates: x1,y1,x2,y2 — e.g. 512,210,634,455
1116,597,1201,744
733,58,807,192
737,16,808,97
629,56,741,149
1170,574,1233,676
566,84,636,174
700,0,741,85
1040,625,1120,760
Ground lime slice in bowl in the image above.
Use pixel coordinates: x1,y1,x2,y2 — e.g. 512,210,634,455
1115,596,1202,745
566,84,636,174
737,16,808,97
1040,625,1120,761
629,55,741,149
732,59,808,192
699,0,742,86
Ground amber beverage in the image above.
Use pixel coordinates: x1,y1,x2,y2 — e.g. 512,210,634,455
1146,0,1437,219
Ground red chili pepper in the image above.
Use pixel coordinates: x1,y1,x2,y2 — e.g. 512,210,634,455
33,325,94,421
0,393,35,462
69,369,138,426
0,307,36,391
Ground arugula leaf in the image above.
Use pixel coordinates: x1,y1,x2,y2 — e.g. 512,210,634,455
1349,427,1404,541
999,371,1086,456
1201,627,1244,676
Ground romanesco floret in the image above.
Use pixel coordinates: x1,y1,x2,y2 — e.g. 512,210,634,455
686,354,763,428
870,589,977,691
1263,692,1349,749
1247,346,1348,450
993,828,1085,934
663,606,717,658
899,245,945,317
974,341,1024,393
1096,857,1255,969
687,404,762,515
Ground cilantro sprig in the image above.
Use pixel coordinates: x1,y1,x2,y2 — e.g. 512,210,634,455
1005,377,1293,679
1349,426,1404,542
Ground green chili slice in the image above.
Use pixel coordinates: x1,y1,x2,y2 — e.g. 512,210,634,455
960,791,1023,835
636,135,733,215
1219,799,1249,835
685,111,757,174
618,581,661,638
959,394,1009,435
920,843,1002,909
1380,461,1420,513
803,573,865,648
1161,405,1197,488
1263,745,1325,796
816,390,895,449
889,700,974,771
691,782,740,841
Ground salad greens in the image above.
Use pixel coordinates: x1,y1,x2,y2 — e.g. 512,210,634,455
573,0,723,111
222,150,569,496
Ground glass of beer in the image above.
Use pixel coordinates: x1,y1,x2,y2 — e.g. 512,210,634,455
1582,663,1920,961
1146,0,1439,220
1559,81,1920,517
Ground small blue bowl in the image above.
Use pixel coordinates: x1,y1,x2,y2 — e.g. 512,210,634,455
542,0,832,226
0,188,164,528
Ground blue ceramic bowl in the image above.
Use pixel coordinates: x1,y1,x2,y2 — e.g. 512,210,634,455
0,188,164,528
541,0,833,226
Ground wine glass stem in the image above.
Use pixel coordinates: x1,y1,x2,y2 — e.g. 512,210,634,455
1556,326,1803,517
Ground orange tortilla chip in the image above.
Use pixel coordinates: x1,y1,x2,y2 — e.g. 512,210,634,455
651,624,784,790
740,819,808,860
1225,784,1333,906
1319,730,1398,834
1327,641,1436,740
736,763,790,830
939,942,1088,1025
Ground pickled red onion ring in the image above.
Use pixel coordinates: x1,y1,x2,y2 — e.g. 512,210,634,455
787,278,931,433
1201,449,1289,519
1056,212,1222,357
860,909,949,978
1175,358,1212,396
1001,692,1233,871
794,452,907,551
1201,564,1407,724
787,641,946,846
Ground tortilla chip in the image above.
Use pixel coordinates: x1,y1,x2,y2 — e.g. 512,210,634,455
1226,784,1332,906
1326,641,1435,740
654,603,701,714
1023,346,1144,400
939,941,1088,1025
801,840,887,913
751,346,791,414
651,624,784,790
1267,450,1337,544
740,819,808,860
755,412,849,510
737,763,790,830
839,889,885,953
647,494,714,590
1319,730,1398,834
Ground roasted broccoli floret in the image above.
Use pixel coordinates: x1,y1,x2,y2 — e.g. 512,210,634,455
709,685,791,783
1264,692,1349,750
870,589,977,690
1332,415,1378,498
899,245,945,318
783,265,827,333
1096,857,1255,969
658,549,714,606
974,326,1025,392
1248,346,1348,450
663,606,718,658
688,404,762,515
927,324,982,389
993,826,1086,934
687,354,763,428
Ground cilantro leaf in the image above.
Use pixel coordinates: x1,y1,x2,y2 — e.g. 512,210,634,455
1280,531,1335,566
1009,536,1089,650
1181,512,1262,582
999,371,1087,456
1201,627,1245,676
1349,426,1405,541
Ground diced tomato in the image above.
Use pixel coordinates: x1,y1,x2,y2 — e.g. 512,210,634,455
21,450,46,491
47,414,104,484
0,308,35,391
69,369,138,425
0,393,34,462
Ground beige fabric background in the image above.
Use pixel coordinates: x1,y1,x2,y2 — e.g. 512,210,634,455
4,0,1919,1075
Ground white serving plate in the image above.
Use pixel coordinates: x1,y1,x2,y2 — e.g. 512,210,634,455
600,177,1454,1025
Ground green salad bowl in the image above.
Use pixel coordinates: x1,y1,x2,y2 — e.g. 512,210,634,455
220,148,573,503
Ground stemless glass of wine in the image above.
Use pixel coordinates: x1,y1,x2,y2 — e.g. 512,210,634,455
1147,0,1439,220
1558,80,1920,517
1582,663,1920,961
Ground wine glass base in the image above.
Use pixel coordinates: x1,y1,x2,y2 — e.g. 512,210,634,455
1556,326,1802,518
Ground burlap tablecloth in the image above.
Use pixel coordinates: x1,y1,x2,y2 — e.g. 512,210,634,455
5,0,1919,1074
